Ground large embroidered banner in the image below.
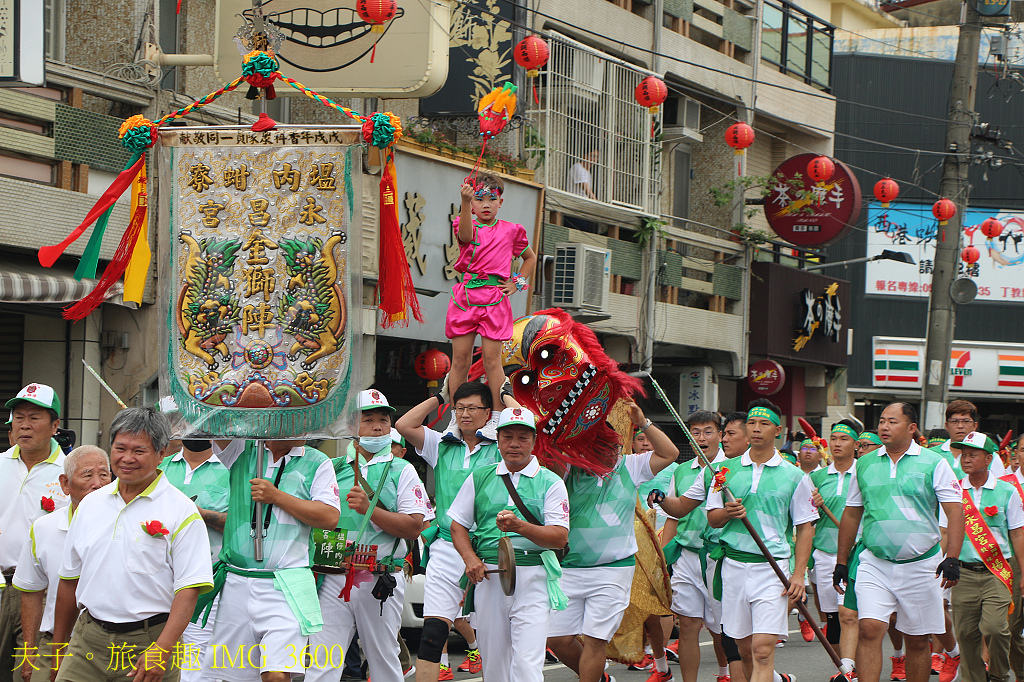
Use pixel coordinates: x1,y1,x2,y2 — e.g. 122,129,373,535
160,128,362,437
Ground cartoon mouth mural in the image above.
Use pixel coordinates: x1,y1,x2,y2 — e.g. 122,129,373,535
244,1,405,72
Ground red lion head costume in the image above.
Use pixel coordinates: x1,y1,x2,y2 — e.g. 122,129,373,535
473,308,643,476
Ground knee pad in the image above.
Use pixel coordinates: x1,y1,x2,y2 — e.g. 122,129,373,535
418,618,451,663
826,612,841,645
721,633,741,662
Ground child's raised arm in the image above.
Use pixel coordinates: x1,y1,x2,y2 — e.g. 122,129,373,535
458,183,475,243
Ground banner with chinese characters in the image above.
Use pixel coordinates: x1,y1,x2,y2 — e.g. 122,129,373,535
159,127,362,437
865,202,1024,302
872,336,1024,394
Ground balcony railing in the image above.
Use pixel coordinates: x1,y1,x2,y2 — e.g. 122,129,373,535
761,0,834,91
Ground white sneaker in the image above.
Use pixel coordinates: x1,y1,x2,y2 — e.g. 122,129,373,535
442,409,460,441
478,411,499,441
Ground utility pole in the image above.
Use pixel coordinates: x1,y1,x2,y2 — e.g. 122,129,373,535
920,1,983,429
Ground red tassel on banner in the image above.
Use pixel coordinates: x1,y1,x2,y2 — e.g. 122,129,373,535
377,149,422,328
63,195,148,321
39,156,145,267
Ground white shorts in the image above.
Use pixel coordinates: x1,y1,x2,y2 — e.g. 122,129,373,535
720,557,788,639
671,548,721,633
548,565,635,641
202,573,308,681
854,548,944,636
182,595,218,682
812,549,840,614
423,538,468,621
475,564,549,682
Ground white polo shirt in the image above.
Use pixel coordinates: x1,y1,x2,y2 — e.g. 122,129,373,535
0,441,67,572
58,471,214,623
12,504,73,633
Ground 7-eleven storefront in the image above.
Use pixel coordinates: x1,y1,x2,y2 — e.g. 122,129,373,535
860,336,1024,437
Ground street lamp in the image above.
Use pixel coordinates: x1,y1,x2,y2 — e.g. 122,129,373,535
804,249,915,271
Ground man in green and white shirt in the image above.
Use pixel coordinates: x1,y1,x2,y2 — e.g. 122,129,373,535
808,420,860,678
547,401,678,682
938,400,1006,478
396,380,503,682
707,399,818,682
158,439,229,682
448,407,570,682
308,389,430,682
201,433,341,682
940,431,1024,682
834,402,963,682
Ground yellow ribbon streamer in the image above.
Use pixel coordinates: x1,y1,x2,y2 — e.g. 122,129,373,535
122,163,150,305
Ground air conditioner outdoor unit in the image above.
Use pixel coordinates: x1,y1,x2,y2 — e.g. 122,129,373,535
663,95,702,141
552,243,610,312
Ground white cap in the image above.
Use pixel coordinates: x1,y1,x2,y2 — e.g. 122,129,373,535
5,383,60,416
358,389,396,413
390,428,405,446
497,406,536,431
952,431,994,454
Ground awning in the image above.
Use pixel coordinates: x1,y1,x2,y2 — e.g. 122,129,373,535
0,260,124,304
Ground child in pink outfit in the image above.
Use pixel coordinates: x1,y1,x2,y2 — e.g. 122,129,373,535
446,173,537,432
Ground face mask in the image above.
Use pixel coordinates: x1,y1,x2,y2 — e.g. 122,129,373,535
359,435,392,454
182,439,211,452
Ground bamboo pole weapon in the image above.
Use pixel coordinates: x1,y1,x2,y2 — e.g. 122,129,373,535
640,373,850,674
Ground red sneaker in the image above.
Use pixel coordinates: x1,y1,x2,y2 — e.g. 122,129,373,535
629,654,655,671
932,653,943,675
458,648,482,673
438,664,454,681
939,653,960,682
799,619,814,642
645,670,674,682
666,640,680,662
891,655,906,681
717,675,732,682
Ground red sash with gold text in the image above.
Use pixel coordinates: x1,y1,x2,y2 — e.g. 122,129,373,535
962,487,1015,611
1000,474,1024,505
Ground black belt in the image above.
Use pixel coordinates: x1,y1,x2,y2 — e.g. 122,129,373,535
959,561,989,572
88,611,170,633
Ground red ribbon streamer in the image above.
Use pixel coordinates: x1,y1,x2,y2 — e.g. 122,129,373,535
376,149,423,328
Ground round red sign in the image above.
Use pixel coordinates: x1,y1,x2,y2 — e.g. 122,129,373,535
748,360,786,396
764,153,862,247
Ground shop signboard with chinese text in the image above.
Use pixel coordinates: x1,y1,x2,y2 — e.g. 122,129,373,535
764,154,861,247
159,126,362,438
872,336,1024,394
748,360,786,395
866,202,1024,302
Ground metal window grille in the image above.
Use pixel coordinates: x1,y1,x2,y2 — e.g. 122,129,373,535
531,32,660,214
760,0,834,91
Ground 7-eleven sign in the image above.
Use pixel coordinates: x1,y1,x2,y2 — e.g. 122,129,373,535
873,336,1024,395
950,350,972,387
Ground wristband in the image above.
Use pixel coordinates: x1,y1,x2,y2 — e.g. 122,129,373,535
511,272,528,292
639,419,653,433
434,392,444,407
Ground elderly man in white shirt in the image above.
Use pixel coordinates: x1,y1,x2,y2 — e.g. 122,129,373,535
0,384,68,682
51,407,214,682
13,445,110,682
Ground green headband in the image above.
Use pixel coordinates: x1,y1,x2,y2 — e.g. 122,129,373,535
747,406,781,426
800,438,814,448
927,437,946,448
832,424,859,440
859,432,883,446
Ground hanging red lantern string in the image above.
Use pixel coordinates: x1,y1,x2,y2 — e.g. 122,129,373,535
514,35,549,104
415,349,451,388
807,156,835,184
356,0,397,63
980,217,1004,239
961,245,980,264
933,198,956,226
724,122,754,176
873,178,899,208
634,76,668,114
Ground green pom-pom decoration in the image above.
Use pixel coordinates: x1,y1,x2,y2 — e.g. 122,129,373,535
121,126,155,153
369,112,396,148
242,51,279,78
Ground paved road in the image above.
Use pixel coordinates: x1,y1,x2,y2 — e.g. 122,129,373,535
420,613,905,682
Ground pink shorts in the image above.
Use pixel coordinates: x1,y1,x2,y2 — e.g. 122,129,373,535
445,283,513,341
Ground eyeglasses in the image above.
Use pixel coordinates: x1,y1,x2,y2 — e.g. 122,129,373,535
946,418,975,426
690,428,719,438
454,406,488,414
473,188,501,199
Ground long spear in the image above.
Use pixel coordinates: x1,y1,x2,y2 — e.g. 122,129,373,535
639,373,850,674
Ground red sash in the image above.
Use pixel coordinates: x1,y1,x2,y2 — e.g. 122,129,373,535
962,487,1015,612
1000,473,1024,504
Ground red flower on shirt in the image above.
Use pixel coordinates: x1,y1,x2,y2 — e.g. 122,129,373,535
141,520,170,537
984,506,998,517
40,496,55,513
713,468,729,492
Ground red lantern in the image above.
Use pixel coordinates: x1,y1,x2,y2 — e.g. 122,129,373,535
635,76,667,114
514,35,549,78
873,178,899,208
933,198,956,225
961,245,980,264
356,0,397,32
725,122,755,154
981,217,1004,239
807,156,835,184
414,349,451,388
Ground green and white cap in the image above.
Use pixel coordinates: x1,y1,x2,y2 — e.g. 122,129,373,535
391,428,405,446
5,383,61,416
952,431,995,454
497,406,536,431
358,389,396,413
